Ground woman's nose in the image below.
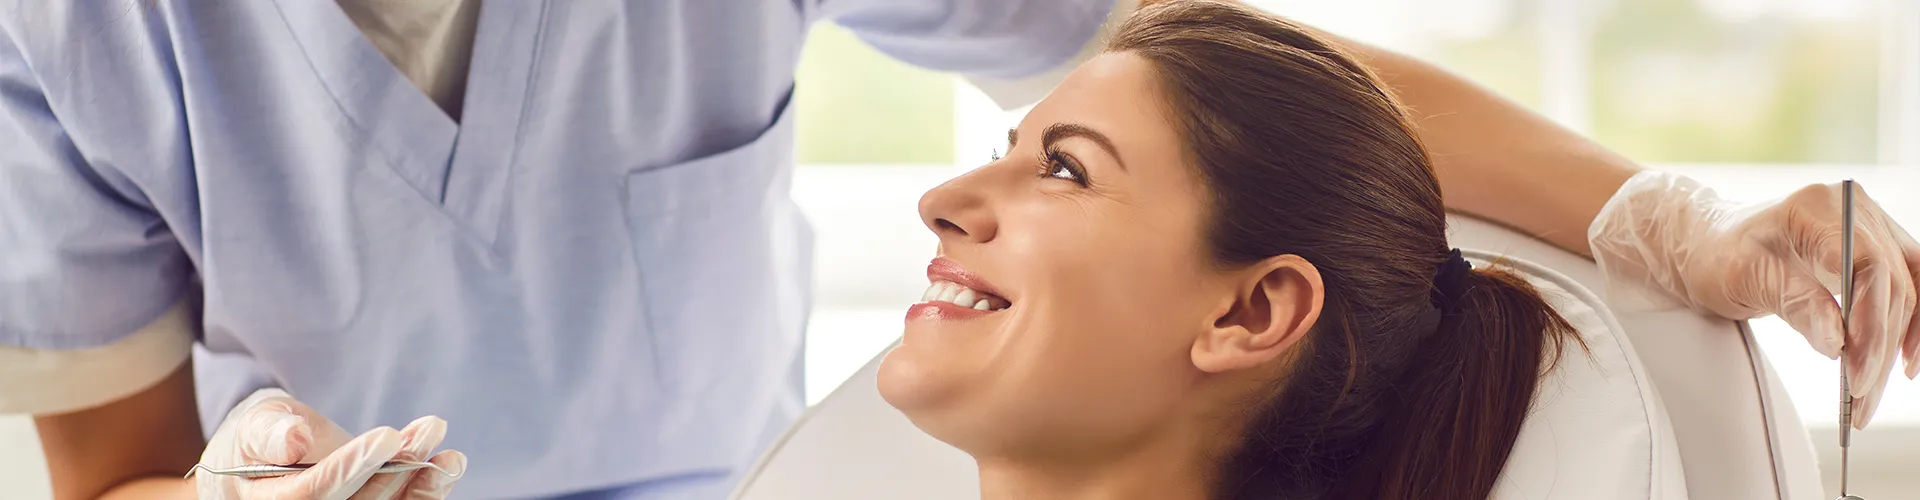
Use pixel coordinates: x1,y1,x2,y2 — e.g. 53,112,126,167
918,169,1000,245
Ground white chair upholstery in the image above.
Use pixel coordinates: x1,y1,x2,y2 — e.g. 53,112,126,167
1448,215,1821,500
1475,250,1687,498
731,214,1820,500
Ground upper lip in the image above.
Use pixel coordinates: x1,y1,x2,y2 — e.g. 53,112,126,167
927,257,1011,303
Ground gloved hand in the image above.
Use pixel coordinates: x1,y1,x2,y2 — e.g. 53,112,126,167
191,388,467,499
1589,171,1919,429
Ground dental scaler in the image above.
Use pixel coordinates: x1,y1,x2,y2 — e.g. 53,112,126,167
1837,179,1862,500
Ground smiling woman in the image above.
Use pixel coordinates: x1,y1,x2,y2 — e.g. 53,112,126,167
873,2,1584,500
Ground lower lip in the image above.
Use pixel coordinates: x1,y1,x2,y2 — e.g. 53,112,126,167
905,301,999,321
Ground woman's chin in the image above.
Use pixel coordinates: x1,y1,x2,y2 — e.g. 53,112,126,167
877,346,949,411
878,345,988,438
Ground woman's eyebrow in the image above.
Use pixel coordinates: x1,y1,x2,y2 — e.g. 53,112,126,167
1043,122,1127,171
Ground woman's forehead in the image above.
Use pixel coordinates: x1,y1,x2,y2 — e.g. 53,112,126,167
1039,53,1163,122
1023,54,1184,170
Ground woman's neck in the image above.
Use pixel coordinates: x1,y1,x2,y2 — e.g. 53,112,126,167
970,375,1262,500
974,438,1215,500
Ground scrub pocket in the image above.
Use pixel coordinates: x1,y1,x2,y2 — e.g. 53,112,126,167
621,102,810,395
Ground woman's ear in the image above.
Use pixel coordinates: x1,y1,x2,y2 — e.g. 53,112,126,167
1192,255,1324,373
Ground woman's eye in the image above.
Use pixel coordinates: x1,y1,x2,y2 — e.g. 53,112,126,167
1040,150,1087,186
1046,161,1075,180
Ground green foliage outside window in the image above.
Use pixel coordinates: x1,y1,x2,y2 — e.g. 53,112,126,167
1587,0,1878,163
794,2,1883,166
794,24,956,165
1426,0,1880,164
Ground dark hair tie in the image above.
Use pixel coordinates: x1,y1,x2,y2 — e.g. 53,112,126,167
1407,249,1474,341
1430,248,1474,310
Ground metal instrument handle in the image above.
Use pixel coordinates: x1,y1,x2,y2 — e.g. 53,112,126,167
1838,179,1858,499
184,460,457,480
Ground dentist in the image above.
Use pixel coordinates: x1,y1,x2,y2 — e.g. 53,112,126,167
1,0,1913,499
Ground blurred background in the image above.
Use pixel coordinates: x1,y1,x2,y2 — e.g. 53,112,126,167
3,0,1917,497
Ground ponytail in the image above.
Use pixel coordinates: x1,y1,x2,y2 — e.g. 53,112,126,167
1337,263,1581,499
1215,259,1582,500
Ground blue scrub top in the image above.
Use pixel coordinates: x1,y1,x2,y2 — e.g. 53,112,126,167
0,0,1109,497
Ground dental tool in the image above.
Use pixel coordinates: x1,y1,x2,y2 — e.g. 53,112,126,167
184,460,461,480
1838,179,1862,500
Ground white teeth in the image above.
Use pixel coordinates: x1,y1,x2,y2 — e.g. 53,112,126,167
918,281,1009,311
954,289,979,309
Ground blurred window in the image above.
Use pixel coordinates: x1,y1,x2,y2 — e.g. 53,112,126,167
1588,0,1881,163
794,24,954,165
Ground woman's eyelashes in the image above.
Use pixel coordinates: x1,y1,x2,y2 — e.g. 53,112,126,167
1037,147,1090,187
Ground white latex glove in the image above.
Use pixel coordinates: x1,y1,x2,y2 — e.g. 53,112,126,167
1590,171,1920,429
192,388,467,499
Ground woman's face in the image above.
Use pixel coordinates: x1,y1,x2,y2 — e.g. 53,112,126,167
879,52,1320,458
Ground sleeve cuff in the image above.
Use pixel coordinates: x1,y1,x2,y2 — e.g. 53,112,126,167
964,0,1139,110
0,300,195,415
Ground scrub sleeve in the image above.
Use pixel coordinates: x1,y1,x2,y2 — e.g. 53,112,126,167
0,26,197,415
814,0,1141,109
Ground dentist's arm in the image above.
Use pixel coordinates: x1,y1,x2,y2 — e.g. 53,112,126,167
1134,0,1638,255
32,363,203,500
0,24,205,500
1296,23,1640,255
1,24,463,498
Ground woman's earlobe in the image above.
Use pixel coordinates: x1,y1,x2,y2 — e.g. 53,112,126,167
1193,328,1271,373
1191,256,1324,373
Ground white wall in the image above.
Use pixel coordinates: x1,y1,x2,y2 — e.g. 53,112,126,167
0,415,49,499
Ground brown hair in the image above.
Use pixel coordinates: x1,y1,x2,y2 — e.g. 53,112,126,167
1108,2,1580,499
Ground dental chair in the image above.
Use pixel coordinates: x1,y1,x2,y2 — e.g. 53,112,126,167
731,214,1823,500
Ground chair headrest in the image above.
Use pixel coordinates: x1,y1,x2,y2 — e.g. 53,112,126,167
1446,214,1818,500
1466,251,1688,499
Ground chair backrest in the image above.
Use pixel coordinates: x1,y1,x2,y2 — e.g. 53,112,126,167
731,214,1819,500
1445,215,1822,499
1470,250,1687,498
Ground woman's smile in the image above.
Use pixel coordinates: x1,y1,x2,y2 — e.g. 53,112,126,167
907,257,1013,321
